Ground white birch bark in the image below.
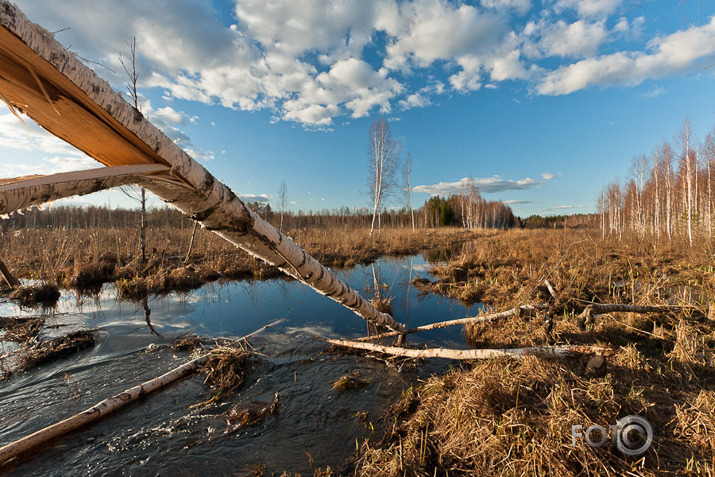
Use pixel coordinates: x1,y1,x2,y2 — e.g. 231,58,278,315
0,165,170,214
327,338,602,360
0,3,404,333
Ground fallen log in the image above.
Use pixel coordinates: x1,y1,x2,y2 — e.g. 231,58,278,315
0,318,284,467
327,338,604,360
357,304,548,342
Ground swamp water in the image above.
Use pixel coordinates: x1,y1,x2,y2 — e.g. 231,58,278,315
0,247,480,475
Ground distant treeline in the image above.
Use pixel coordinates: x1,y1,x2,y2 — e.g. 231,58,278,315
599,118,715,245
1,190,520,231
519,213,599,229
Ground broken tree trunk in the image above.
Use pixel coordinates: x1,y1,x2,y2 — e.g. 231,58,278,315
0,2,404,334
0,319,284,467
0,256,19,289
327,338,604,360
184,220,199,263
0,165,171,213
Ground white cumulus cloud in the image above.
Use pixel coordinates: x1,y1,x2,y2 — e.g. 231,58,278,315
413,175,544,195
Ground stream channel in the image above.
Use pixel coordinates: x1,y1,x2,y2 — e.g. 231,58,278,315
0,243,481,475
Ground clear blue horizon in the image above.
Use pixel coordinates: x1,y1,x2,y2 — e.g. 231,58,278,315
2,0,715,218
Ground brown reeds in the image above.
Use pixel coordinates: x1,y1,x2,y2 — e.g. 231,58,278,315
355,229,715,476
18,330,96,371
172,336,202,353
0,316,44,342
1,226,479,297
199,343,252,401
224,393,279,436
8,282,60,307
332,370,371,392
357,348,715,476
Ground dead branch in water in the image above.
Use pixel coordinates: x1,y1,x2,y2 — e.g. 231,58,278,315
0,318,285,468
356,304,548,342
327,338,606,360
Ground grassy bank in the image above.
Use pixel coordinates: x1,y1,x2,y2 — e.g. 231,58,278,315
0,226,481,297
354,229,715,475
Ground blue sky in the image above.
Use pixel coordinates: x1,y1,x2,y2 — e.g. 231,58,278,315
2,0,715,217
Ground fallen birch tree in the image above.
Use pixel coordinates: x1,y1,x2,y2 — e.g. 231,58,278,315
327,338,605,360
0,319,284,467
0,2,404,334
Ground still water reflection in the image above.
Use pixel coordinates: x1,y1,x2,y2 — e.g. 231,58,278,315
0,246,481,475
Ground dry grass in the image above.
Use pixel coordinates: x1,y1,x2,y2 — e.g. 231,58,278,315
8,282,60,308
0,226,479,296
224,392,280,436
356,229,715,475
357,348,715,476
199,343,252,401
416,229,713,315
172,336,203,353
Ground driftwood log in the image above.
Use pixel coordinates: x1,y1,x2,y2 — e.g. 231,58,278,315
328,338,605,360
0,319,284,467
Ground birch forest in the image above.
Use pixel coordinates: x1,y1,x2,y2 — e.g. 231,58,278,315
600,117,715,245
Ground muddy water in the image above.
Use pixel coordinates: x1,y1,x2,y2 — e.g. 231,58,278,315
0,247,479,475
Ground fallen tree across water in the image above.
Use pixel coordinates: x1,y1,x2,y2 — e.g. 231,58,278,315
0,1,404,334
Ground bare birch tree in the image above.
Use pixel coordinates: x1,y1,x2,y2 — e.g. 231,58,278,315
706,130,714,236
118,37,148,262
677,118,694,246
367,117,401,236
278,179,288,232
403,152,415,232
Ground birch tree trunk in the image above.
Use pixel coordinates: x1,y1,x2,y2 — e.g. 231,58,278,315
682,119,694,247
0,3,405,333
653,149,660,238
368,118,400,237
707,133,713,236
664,143,673,241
